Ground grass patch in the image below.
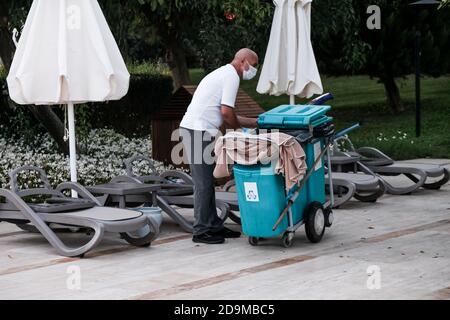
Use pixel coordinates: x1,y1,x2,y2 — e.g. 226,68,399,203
127,61,171,76
190,69,450,159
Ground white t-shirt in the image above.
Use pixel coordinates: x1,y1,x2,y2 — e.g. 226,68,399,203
180,64,240,131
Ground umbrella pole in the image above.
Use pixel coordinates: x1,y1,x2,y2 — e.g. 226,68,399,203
67,102,78,198
290,95,295,105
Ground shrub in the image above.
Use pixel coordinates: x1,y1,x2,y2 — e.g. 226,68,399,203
0,128,170,189
0,62,174,138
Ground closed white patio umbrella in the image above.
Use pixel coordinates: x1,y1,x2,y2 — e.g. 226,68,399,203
7,0,130,188
257,0,323,104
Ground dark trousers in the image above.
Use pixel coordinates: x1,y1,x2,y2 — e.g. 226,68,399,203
180,127,224,236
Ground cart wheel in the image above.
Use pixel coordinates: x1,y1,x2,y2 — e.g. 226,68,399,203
248,237,259,246
325,208,334,228
281,232,294,248
228,212,242,225
305,202,326,243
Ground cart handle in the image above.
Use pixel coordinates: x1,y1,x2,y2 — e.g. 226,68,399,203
272,139,333,231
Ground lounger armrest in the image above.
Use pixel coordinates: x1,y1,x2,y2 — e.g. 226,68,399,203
110,175,142,184
355,161,378,176
357,147,393,162
160,170,194,185
0,188,26,207
56,182,102,206
333,136,357,153
138,175,165,184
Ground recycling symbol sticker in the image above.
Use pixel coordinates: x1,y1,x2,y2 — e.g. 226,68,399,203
244,182,259,202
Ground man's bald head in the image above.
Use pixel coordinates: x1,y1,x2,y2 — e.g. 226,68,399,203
233,48,259,66
230,48,259,79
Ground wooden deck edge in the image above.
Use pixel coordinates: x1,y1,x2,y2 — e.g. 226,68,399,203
360,219,450,244
0,234,191,276
421,286,450,300
131,255,316,300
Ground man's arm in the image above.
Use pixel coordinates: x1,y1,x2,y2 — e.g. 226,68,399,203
221,106,259,129
237,115,258,128
221,105,241,129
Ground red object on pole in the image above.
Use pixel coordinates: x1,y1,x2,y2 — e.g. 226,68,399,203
224,11,236,21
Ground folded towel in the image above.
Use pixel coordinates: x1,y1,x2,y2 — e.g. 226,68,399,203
214,131,307,189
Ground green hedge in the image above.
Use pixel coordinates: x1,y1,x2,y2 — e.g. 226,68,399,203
84,71,173,136
0,63,173,138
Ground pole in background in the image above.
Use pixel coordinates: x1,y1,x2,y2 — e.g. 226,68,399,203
414,26,421,137
67,102,78,197
409,0,440,138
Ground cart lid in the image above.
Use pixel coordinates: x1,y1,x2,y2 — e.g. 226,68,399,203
258,105,332,129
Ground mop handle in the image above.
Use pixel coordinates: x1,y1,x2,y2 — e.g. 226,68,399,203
334,123,361,139
272,140,333,231
308,93,334,106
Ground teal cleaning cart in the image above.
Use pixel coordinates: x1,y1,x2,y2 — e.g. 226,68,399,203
233,104,335,247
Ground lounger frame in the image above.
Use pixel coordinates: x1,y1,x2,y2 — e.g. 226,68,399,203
0,166,159,257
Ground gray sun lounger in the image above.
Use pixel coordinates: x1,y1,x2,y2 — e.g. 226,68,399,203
321,151,386,207
325,171,385,208
0,166,160,257
124,155,195,197
119,155,230,232
331,136,449,195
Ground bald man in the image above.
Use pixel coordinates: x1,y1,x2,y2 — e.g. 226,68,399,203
180,48,260,244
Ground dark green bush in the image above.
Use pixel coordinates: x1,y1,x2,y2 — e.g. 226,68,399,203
84,70,173,137
0,63,173,138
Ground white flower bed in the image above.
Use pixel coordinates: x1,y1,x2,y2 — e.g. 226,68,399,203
0,128,170,189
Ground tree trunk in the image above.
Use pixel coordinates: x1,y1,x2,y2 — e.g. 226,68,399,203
27,105,70,154
6,98,70,154
164,32,192,90
383,77,404,113
0,14,14,70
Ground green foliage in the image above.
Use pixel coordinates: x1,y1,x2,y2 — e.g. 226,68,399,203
314,0,450,79
193,1,273,71
440,0,450,9
312,0,370,74
135,0,273,69
360,0,450,79
99,0,165,62
0,63,173,141
4,0,31,27
127,60,171,76
310,0,450,112
1,64,42,140
83,68,173,137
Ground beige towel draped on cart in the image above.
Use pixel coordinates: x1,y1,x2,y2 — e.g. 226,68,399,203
214,132,307,189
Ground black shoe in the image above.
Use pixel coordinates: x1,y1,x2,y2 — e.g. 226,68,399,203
193,232,225,244
211,227,241,239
